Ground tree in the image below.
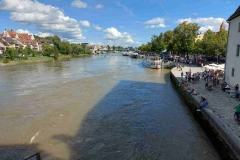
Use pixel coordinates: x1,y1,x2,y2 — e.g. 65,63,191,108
5,48,17,60
113,45,116,51
215,29,228,56
71,43,82,55
59,41,72,55
150,35,158,52
117,46,123,51
156,33,165,52
107,45,110,51
164,30,174,54
173,21,200,58
42,42,53,56
199,29,228,63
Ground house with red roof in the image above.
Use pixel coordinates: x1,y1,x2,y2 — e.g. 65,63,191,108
0,29,41,51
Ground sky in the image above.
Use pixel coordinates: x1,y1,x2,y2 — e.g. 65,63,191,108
0,0,239,47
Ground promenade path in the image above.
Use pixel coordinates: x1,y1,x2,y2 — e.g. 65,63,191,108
171,65,240,138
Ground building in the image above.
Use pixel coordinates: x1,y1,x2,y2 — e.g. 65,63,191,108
195,22,226,42
214,22,226,34
88,45,99,54
0,41,5,54
195,33,204,42
225,6,240,87
0,29,41,51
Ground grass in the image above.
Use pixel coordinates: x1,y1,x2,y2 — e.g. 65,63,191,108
0,54,92,66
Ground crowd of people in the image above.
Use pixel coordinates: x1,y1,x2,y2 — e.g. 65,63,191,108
179,66,240,116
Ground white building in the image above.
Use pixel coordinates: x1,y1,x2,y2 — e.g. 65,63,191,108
225,6,240,87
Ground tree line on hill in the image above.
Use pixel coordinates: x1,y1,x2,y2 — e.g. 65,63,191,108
1,35,92,63
138,21,228,60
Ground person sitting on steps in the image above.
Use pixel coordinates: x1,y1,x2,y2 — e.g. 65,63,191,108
197,98,207,111
190,89,197,95
223,83,231,92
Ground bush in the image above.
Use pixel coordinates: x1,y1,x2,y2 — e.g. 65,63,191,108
0,55,4,60
3,58,10,63
23,56,28,60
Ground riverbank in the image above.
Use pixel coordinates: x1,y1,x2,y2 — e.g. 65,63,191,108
170,66,240,160
0,54,92,66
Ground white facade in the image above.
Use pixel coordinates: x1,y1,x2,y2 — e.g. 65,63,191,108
225,15,240,87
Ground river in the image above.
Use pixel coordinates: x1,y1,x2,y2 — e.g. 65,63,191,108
0,53,221,159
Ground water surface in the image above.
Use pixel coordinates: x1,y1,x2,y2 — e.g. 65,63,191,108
0,53,221,159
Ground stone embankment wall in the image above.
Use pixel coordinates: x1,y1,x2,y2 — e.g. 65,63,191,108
170,72,240,160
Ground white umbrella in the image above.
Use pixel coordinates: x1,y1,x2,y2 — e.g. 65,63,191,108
209,63,218,66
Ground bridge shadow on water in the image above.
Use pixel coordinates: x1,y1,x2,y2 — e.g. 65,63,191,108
55,79,172,160
0,73,220,159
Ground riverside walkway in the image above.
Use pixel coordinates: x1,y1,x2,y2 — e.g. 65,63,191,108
171,65,240,138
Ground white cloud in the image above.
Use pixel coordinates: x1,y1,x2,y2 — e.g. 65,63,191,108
0,0,85,41
144,17,167,28
71,0,87,8
103,27,139,46
93,25,102,30
95,4,104,9
36,32,51,38
16,29,33,35
79,20,90,27
177,17,228,32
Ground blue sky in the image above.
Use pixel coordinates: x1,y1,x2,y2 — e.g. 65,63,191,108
0,0,239,47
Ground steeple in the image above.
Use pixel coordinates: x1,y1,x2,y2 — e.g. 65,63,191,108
220,21,226,31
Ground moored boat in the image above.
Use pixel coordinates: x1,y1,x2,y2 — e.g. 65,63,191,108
130,52,138,58
142,55,162,69
122,52,129,56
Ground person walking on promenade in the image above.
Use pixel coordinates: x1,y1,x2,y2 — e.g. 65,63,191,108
181,72,183,78
234,84,239,94
233,102,240,121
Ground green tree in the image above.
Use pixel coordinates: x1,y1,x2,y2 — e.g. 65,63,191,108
42,42,53,56
71,43,83,55
59,41,72,55
5,48,17,60
199,29,228,63
173,21,200,58
156,33,165,52
164,30,174,54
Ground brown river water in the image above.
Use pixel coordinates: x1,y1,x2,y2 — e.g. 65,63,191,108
0,53,221,159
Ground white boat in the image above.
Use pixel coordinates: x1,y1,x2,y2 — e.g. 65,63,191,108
142,56,162,69
122,52,129,56
130,52,138,58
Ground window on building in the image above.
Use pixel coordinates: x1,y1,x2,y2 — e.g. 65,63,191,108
232,68,235,77
237,45,240,57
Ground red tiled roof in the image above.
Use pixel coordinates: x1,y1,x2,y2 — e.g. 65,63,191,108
3,30,32,40
18,33,32,40
6,30,17,37
17,38,37,46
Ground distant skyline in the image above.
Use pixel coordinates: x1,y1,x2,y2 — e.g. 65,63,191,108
0,0,238,47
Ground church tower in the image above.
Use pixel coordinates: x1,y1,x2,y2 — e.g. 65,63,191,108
220,21,226,31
